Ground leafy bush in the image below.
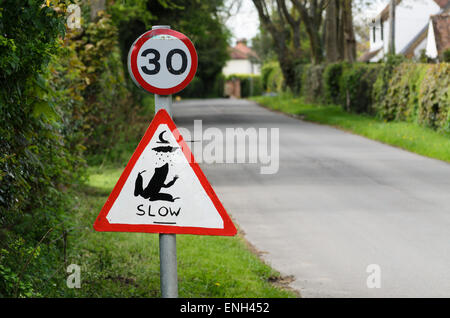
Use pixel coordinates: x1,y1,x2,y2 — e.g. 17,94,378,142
322,62,348,105
375,63,427,122
180,73,225,98
372,55,406,119
260,54,448,132
417,63,450,132
443,49,450,63
0,0,85,297
301,64,326,103
292,63,305,95
261,61,283,93
339,63,382,114
226,74,263,97
373,62,449,132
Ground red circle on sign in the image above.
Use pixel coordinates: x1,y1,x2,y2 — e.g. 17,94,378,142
129,28,198,95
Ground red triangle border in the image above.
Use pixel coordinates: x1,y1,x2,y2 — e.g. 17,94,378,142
93,109,237,236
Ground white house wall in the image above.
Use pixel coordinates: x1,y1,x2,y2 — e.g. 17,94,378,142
395,0,440,53
222,59,261,76
369,0,441,60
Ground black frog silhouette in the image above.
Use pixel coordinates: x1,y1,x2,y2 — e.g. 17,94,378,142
134,163,180,202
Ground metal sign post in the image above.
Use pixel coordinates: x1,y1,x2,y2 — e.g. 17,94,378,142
155,92,177,298
152,25,177,298
94,23,236,300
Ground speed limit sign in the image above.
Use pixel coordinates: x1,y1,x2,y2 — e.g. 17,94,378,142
128,28,198,95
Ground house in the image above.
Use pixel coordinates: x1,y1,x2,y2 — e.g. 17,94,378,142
222,39,261,76
223,39,261,98
359,0,450,62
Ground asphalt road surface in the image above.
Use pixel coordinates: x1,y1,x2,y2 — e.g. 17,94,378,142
172,98,450,297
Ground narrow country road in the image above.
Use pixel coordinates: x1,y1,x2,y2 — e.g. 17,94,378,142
172,98,450,297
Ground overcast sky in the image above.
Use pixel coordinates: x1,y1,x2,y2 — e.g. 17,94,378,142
225,0,389,46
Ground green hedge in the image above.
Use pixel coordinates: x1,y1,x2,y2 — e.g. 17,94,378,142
261,60,449,133
179,73,225,98
301,64,326,103
0,1,85,297
261,61,284,93
417,63,450,131
339,63,383,114
226,74,263,97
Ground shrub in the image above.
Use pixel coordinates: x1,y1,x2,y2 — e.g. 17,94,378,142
340,63,382,113
443,49,450,63
372,55,406,118
179,73,226,98
301,64,326,103
212,73,226,98
322,62,348,105
261,61,284,93
226,74,263,97
375,63,428,122
293,63,305,95
0,1,85,297
417,63,450,132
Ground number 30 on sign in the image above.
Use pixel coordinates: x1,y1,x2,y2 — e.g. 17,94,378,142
127,28,198,95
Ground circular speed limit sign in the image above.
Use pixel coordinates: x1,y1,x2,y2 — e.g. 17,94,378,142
128,28,198,95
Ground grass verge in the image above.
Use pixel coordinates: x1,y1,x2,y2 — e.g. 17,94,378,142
55,96,297,297
58,167,296,297
251,95,450,163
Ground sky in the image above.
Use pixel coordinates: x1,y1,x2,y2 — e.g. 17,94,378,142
225,0,389,46
225,0,260,45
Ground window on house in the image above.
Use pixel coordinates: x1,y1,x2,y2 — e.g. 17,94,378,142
373,26,376,42
381,21,384,41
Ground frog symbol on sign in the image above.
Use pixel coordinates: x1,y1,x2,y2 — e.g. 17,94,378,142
134,130,180,202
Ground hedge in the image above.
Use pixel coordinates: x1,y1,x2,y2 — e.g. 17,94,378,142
226,74,263,97
179,73,225,98
261,61,284,93
260,60,449,133
339,63,383,114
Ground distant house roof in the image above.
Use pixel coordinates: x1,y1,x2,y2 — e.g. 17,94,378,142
229,39,259,60
358,47,382,62
430,12,450,54
401,23,429,57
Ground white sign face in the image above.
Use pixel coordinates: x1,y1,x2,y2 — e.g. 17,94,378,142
136,35,192,89
94,110,236,235
128,29,198,95
106,123,224,229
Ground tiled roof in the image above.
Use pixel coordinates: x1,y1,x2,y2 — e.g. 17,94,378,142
229,41,259,60
431,12,450,54
358,48,382,62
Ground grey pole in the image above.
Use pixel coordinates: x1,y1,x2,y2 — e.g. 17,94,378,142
153,24,178,298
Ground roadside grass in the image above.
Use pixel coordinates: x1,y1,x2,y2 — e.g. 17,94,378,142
58,100,296,297
251,95,450,163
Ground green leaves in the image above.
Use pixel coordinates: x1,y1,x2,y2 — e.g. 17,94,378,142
0,0,85,297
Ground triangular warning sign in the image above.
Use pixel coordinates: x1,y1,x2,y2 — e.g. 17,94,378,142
93,109,236,236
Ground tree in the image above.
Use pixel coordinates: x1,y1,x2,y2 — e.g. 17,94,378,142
291,0,327,64
388,0,396,54
324,0,356,62
252,0,306,91
109,0,230,97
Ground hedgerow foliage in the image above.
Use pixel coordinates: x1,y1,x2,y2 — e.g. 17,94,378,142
261,59,449,133
301,64,326,103
0,0,145,297
0,0,85,297
226,74,263,97
261,61,283,93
